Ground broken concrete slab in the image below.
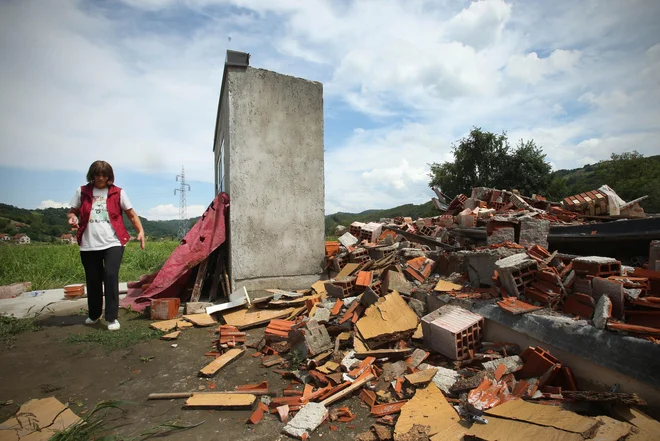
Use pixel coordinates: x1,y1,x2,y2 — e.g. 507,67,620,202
394,383,464,441
356,292,419,346
185,301,213,314
519,217,550,248
428,366,460,394
385,270,413,296
338,232,359,248
592,277,625,319
484,399,600,437
482,355,524,375
593,295,612,329
0,396,80,441
282,402,328,439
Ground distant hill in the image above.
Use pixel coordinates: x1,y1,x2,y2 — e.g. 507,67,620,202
325,201,438,236
324,154,660,234
0,203,198,242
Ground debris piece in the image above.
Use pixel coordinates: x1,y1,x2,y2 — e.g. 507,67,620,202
518,346,559,378
482,356,523,375
611,406,660,439
247,402,268,424
371,401,408,417
394,383,464,441
206,286,251,314
593,295,612,329
497,297,543,315
150,298,181,320
185,301,213,314
161,331,181,341
421,305,483,360
355,348,414,359
434,279,462,292
222,307,295,329
184,393,256,409
321,371,375,406
150,319,191,332
282,402,328,440
0,396,80,441
464,414,583,441
199,348,244,377
484,399,600,437
562,390,646,406
590,415,634,441
467,376,512,410
182,313,217,327
428,366,460,394
404,368,437,385
356,292,419,346
277,404,290,422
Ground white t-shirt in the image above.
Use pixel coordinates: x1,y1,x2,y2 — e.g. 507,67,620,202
69,186,133,251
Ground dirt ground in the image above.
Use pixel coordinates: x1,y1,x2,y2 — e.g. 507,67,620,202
0,309,374,440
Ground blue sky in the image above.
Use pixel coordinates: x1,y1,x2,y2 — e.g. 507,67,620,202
1,0,659,219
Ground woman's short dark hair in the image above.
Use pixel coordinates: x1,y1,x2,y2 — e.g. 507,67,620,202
86,161,115,185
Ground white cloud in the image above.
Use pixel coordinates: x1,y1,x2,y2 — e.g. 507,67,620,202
38,200,70,209
1,0,659,215
143,204,207,220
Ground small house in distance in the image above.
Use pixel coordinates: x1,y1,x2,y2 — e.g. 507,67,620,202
59,234,76,244
212,50,325,290
13,233,30,244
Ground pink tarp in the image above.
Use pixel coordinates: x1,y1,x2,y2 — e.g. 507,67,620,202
121,192,230,312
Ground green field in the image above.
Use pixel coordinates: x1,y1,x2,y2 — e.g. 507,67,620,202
0,241,178,290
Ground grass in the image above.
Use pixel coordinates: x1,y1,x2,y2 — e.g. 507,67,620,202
0,241,178,290
65,310,163,352
0,313,41,350
49,400,203,441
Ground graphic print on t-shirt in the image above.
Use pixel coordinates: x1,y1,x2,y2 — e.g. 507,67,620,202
90,196,110,224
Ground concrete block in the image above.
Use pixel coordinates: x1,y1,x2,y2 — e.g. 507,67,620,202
573,278,592,295
338,232,358,248
487,227,515,245
385,270,412,296
407,297,425,317
592,277,624,319
428,365,460,394
360,288,380,307
495,253,535,271
519,217,550,248
593,295,612,329
303,321,333,356
185,302,213,315
282,402,328,439
482,355,524,375
311,307,331,323
334,225,348,236
422,305,484,360
461,249,520,287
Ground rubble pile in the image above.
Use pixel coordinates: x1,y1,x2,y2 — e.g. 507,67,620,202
139,184,659,439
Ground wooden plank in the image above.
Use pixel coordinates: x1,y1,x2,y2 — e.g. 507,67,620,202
395,383,465,440
222,307,295,330
207,252,223,303
320,372,374,406
485,399,600,437
199,348,244,377
184,392,256,409
190,258,209,303
183,313,217,327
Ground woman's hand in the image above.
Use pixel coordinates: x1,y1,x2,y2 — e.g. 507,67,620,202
68,214,79,228
137,231,145,250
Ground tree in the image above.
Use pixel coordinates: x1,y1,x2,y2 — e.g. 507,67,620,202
596,151,660,213
428,128,553,197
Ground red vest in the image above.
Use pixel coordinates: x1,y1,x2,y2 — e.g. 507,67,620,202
76,184,131,246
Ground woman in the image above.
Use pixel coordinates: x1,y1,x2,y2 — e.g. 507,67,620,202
67,160,145,331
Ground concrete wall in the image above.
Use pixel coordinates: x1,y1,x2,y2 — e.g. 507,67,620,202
224,66,325,290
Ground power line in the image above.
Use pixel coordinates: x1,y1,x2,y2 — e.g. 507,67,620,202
174,166,191,239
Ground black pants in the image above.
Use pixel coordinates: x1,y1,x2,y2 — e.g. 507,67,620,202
80,246,124,322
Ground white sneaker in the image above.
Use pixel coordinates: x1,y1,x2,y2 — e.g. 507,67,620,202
85,317,98,325
107,320,121,331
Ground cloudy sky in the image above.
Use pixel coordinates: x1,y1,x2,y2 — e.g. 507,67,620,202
1,0,658,219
